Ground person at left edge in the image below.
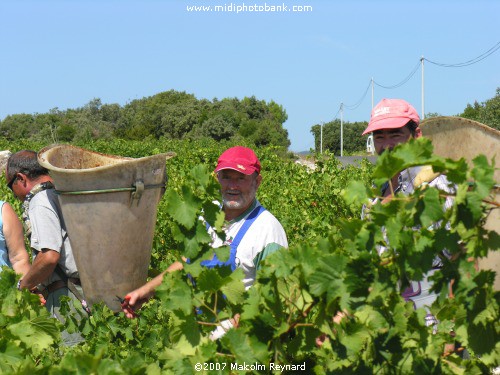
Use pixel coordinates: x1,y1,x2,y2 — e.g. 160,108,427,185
6,150,86,346
0,198,30,276
122,146,288,338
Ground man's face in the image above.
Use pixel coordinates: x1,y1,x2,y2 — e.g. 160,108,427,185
373,126,414,155
5,167,27,201
218,169,261,212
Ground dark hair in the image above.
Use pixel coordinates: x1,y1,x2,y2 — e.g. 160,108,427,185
405,120,419,137
6,150,49,181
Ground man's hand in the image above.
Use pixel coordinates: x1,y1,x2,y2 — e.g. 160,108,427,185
316,310,349,347
122,261,184,318
17,279,46,305
209,314,240,341
33,290,47,306
121,285,155,318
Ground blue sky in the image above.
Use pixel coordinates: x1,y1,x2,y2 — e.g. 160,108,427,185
0,0,498,151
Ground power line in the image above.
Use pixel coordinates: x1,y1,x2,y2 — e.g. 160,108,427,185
341,41,499,111
373,61,421,89
329,105,342,122
424,41,500,68
343,80,372,110
332,42,500,125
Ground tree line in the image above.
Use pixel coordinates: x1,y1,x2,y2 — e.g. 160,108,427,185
310,87,500,155
1,87,498,153
0,90,290,149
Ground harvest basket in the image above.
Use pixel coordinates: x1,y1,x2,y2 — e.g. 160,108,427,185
38,144,175,311
420,116,499,290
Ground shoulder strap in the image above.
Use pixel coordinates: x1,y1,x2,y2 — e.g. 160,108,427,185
22,181,55,239
230,205,266,250
202,204,266,271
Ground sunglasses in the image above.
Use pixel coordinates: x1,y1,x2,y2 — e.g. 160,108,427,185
7,174,17,190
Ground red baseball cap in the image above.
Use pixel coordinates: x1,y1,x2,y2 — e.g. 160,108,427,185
215,146,261,175
362,98,420,135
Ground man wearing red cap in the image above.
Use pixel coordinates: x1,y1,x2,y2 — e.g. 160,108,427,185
207,146,288,289
122,146,288,337
363,99,455,328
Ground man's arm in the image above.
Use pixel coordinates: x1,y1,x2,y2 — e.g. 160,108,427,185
19,249,59,290
123,260,184,318
2,203,30,276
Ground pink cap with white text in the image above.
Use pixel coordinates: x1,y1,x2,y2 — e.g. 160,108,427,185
362,98,420,135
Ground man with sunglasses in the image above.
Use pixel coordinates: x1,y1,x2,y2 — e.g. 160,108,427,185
6,150,84,346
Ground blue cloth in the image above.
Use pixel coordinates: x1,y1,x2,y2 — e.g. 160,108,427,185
192,205,266,315
0,201,11,269
201,205,266,271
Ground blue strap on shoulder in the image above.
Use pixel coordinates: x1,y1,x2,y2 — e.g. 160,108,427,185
201,205,266,271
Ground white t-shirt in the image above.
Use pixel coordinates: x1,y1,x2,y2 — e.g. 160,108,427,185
207,199,288,289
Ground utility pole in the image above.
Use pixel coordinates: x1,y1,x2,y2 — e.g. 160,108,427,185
421,56,425,120
320,121,323,154
340,103,344,157
371,77,374,109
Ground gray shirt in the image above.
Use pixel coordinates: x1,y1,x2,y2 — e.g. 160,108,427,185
29,188,79,286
